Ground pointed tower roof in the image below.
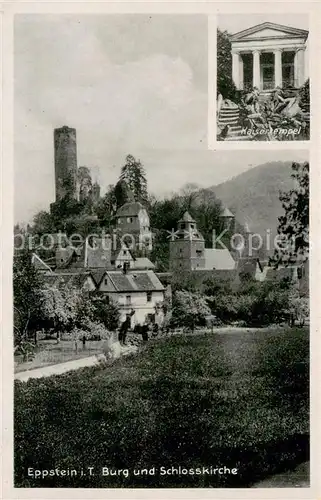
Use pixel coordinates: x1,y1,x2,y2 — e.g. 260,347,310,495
179,211,196,223
221,207,234,218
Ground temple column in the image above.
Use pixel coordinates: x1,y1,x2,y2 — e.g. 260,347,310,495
274,49,283,87
295,47,306,87
239,55,244,90
252,50,261,89
232,51,241,89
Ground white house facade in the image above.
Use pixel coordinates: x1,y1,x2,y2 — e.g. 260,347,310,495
229,22,309,91
96,270,165,326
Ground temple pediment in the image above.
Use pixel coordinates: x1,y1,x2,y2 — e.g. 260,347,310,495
230,22,308,42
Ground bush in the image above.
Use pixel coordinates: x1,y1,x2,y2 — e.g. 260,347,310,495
71,321,111,341
170,290,211,331
208,282,291,326
299,79,310,112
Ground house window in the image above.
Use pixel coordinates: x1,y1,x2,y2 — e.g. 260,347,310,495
123,250,127,255
196,250,202,256
104,278,108,285
147,291,152,302
118,218,122,224
179,248,183,254
126,295,131,305
127,217,133,223
190,224,194,229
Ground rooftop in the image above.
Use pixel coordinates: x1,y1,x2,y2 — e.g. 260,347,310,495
116,201,145,217
204,249,236,271
178,211,196,223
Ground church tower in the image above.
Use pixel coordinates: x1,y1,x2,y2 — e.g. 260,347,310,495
169,211,205,272
220,207,235,232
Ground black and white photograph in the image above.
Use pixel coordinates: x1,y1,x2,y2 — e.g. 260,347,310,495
3,5,314,495
216,14,310,142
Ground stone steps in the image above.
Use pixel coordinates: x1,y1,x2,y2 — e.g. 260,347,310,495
218,105,244,140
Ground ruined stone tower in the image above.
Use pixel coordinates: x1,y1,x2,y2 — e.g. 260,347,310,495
54,126,78,202
91,182,101,204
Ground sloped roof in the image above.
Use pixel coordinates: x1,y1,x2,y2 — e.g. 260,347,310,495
86,242,111,268
179,211,196,223
116,202,144,217
133,257,155,269
56,238,113,270
91,269,107,287
204,249,236,270
111,242,135,262
42,272,94,289
107,270,164,292
230,22,309,41
221,207,234,218
31,253,52,272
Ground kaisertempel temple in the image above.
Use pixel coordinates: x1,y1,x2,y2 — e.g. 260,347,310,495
229,22,309,91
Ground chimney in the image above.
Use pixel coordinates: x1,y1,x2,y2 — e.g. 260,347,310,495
123,262,129,274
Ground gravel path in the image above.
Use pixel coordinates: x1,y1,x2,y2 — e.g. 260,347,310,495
252,462,309,488
14,344,137,382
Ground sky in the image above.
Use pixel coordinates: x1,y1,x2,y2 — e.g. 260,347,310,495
218,14,309,35
14,14,308,224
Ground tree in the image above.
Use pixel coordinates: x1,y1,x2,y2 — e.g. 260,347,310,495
120,154,148,204
39,283,95,333
171,290,211,332
13,250,44,345
217,29,237,100
96,184,117,226
273,162,309,266
91,296,120,331
287,286,309,327
114,179,133,210
32,210,54,235
77,166,92,204
299,79,310,112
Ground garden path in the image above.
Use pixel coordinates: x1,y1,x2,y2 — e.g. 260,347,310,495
15,344,137,382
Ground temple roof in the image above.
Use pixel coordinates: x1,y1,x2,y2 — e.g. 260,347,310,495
230,22,309,41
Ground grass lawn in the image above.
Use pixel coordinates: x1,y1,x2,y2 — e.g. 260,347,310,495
14,327,309,488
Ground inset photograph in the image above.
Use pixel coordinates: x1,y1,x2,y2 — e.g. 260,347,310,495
216,15,309,141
